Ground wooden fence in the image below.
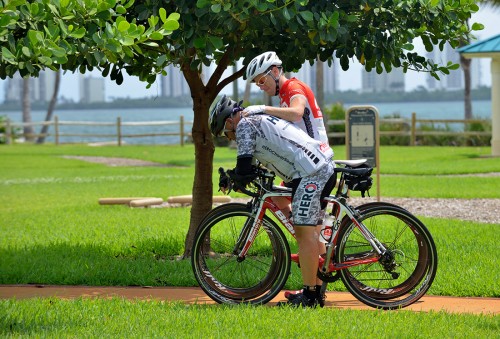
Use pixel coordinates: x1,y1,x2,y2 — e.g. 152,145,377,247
1,115,192,146
327,112,491,146
1,112,491,146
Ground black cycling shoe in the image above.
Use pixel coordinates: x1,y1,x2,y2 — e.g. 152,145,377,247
285,289,326,307
277,292,319,308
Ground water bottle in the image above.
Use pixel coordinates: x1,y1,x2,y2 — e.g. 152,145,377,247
319,214,334,243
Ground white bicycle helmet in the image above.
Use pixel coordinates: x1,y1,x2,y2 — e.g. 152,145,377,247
245,51,282,83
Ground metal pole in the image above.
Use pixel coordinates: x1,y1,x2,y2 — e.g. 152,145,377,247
55,115,59,145
117,117,122,146
180,115,184,147
411,112,416,146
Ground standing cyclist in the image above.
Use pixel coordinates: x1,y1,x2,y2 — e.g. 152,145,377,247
242,51,331,301
210,95,336,307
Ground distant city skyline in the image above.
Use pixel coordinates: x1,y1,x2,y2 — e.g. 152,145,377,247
1,8,498,103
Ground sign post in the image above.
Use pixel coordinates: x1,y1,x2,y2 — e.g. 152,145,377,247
346,106,380,201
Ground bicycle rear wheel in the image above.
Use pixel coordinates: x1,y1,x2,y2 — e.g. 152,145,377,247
191,204,291,305
336,205,437,310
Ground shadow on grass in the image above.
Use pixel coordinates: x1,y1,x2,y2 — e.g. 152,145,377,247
0,242,196,287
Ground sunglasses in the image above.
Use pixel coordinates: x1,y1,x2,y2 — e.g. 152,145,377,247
254,69,272,87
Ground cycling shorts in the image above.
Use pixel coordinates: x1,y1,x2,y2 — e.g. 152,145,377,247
289,161,336,226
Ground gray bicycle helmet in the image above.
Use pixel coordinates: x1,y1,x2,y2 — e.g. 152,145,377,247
209,95,244,137
245,51,282,83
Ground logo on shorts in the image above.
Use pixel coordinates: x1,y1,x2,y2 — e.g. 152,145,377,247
297,182,318,217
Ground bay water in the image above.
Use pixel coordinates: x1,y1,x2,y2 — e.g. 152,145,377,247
2,100,492,144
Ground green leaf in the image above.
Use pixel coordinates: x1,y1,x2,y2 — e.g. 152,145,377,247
149,32,163,40
209,36,223,50
159,8,167,23
163,19,180,31
211,4,221,13
21,46,31,57
156,54,167,67
1,47,16,62
447,62,460,70
283,7,291,21
471,22,484,31
193,37,205,48
120,36,135,46
118,21,130,32
299,11,313,22
196,0,211,9
167,12,181,21
402,43,414,51
69,27,86,39
116,5,127,14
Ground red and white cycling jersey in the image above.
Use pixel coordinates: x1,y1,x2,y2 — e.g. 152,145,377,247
279,78,328,144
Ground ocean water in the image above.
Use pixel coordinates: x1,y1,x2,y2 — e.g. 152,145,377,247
2,100,492,144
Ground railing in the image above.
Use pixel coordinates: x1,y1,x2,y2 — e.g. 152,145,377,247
1,113,491,146
1,115,192,146
327,112,491,146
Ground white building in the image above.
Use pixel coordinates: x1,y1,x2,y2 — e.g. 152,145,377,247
361,67,405,93
4,70,58,102
290,60,338,93
160,64,190,97
426,42,482,90
79,76,105,103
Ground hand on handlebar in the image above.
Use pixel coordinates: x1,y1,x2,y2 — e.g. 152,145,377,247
227,169,257,192
218,167,259,195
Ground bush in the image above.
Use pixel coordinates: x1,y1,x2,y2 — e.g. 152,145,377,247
0,116,19,144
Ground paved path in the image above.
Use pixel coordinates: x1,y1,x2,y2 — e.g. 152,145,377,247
1,285,498,315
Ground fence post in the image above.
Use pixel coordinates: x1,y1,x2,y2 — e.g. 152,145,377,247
54,115,59,145
411,112,416,146
117,117,122,146
5,118,11,145
180,115,184,147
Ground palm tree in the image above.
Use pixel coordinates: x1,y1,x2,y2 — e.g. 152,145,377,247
37,70,61,144
462,0,500,119
22,77,35,142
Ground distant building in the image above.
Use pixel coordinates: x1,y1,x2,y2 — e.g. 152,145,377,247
79,76,105,103
291,60,338,93
160,64,190,97
4,70,58,103
361,67,405,93
426,42,482,90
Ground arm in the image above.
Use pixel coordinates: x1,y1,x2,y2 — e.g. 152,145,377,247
244,95,307,122
263,95,306,122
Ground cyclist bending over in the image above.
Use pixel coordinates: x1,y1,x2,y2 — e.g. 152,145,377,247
210,95,336,308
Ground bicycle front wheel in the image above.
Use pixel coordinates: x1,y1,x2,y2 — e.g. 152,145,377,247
191,204,291,305
336,205,437,310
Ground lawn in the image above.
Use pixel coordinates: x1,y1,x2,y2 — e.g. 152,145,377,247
1,144,499,337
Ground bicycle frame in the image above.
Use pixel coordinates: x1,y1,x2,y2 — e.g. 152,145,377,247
233,181,389,274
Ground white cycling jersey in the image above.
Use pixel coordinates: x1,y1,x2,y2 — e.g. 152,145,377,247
235,114,334,183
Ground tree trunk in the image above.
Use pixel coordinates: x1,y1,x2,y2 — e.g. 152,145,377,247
37,70,61,144
22,77,35,142
182,69,216,259
461,55,473,120
316,57,324,109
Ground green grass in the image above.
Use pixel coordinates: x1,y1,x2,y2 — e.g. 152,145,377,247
2,299,498,338
0,144,499,336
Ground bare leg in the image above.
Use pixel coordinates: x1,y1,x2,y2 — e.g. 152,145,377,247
294,225,319,287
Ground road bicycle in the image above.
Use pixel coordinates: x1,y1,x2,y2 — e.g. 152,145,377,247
191,159,437,310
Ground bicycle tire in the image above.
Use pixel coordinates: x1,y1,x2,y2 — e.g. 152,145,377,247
191,204,291,305
336,205,437,310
